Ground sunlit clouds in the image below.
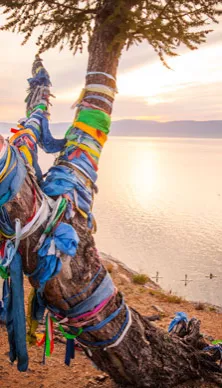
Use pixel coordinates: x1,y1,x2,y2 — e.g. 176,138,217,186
0,15,221,123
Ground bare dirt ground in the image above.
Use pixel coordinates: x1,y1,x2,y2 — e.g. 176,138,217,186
0,255,221,388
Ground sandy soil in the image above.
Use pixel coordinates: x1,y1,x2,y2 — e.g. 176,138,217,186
0,255,221,388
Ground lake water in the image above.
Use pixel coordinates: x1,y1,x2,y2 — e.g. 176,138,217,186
39,137,222,307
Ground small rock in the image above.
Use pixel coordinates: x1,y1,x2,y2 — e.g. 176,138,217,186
86,379,95,386
119,273,131,283
152,305,165,314
95,374,108,382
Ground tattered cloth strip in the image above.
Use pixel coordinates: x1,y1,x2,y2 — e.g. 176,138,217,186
75,109,111,135
18,109,66,156
41,165,95,227
0,238,28,371
168,312,188,334
23,55,66,152
84,95,113,109
48,273,114,318
0,207,15,238
5,250,28,371
0,142,27,206
0,278,9,322
0,141,80,369
26,222,79,289
86,71,116,82
9,55,66,181
9,128,42,180
38,274,131,365
26,55,51,115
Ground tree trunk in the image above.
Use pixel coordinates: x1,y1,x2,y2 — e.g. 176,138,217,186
5,174,222,388
2,8,222,387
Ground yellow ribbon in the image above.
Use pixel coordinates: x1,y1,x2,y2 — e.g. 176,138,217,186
86,86,115,99
0,145,11,181
9,129,37,145
66,140,100,159
27,288,39,346
73,121,107,146
35,66,44,74
19,145,33,166
0,229,15,238
75,85,115,108
77,207,88,219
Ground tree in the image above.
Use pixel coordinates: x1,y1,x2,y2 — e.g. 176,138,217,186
0,1,222,387
1,0,222,67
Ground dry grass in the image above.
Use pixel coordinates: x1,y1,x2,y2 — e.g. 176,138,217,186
148,289,183,304
208,305,217,312
132,274,149,285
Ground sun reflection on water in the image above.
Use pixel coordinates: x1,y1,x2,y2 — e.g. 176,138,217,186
127,141,158,207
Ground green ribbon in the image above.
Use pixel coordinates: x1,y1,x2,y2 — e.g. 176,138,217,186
45,314,51,357
44,198,67,235
76,109,111,135
0,265,9,280
65,125,74,140
212,340,222,345
51,316,83,339
27,104,47,118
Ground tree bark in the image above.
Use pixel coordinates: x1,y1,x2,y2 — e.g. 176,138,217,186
5,176,222,387
2,8,222,387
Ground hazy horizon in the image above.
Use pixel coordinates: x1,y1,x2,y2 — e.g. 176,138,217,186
1,119,222,139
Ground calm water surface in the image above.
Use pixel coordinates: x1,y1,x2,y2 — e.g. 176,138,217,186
40,137,222,307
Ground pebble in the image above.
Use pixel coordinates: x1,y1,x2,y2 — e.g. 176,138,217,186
152,305,165,314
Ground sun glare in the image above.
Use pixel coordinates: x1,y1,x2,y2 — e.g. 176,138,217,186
118,44,222,100
127,141,159,207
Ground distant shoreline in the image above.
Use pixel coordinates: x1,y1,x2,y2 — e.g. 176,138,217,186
1,119,222,138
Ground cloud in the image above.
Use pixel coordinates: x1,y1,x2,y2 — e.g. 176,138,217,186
112,80,222,122
0,15,222,122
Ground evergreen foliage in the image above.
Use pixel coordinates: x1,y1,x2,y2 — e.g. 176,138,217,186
0,1,222,64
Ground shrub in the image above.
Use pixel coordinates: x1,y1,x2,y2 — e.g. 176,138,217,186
132,274,149,285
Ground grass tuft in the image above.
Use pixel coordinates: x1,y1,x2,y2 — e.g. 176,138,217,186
208,305,217,312
132,274,149,285
148,289,183,304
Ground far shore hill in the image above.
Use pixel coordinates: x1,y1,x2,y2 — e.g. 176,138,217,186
0,119,222,138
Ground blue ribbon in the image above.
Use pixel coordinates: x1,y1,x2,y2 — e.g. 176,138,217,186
0,207,15,237
59,150,98,183
41,165,93,216
5,252,28,371
26,222,79,289
168,312,188,333
0,280,9,322
23,110,66,154
0,146,27,207
48,272,114,318
71,294,125,335
65,339,75,366
66,266,102,302
75,305,129,348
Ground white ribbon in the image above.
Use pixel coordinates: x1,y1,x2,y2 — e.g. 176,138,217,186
105,307,132,350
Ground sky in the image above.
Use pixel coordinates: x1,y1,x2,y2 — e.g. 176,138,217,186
0,15,222,123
